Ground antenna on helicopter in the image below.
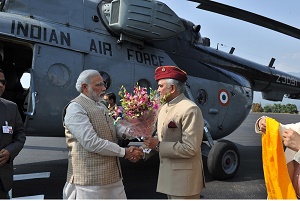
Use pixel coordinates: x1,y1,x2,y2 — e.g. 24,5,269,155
268,58,276,68
217,43,225,50
229,47,235,54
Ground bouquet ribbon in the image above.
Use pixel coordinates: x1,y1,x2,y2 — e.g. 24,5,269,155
262,117,297,199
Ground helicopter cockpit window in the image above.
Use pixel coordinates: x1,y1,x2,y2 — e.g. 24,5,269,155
197,89,207,105
99,71,111,90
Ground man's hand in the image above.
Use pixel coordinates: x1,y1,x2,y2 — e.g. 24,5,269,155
258,116,267,133
283,129,300,152
143,137,159,150
124,146,143,163
0,149,10,166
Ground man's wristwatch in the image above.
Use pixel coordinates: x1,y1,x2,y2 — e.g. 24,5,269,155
155,141,160,151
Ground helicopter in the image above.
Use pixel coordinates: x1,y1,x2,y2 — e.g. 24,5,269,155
0,0,300,180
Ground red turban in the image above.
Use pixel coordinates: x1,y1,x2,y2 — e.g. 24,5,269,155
155,66,187,83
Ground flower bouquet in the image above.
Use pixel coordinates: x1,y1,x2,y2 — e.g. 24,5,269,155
113,84,161,139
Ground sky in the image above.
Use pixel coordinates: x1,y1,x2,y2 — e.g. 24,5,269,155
20,0,300,109
159,0,300,109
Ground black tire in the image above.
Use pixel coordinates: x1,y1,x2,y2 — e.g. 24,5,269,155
207,139,240,180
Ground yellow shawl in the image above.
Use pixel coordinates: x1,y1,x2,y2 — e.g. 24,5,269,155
262,117,297,199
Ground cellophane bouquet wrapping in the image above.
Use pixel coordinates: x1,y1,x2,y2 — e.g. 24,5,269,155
113,85,161,139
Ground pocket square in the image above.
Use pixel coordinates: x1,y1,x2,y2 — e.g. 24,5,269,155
168,121,177,128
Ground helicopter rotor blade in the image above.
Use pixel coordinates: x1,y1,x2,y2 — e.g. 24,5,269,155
188,0,300,40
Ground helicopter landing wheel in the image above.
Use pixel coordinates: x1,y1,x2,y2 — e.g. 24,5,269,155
207,139,240,180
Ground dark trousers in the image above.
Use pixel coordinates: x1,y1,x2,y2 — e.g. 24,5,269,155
0,180,9,199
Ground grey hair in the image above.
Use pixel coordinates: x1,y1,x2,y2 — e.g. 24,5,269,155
165,78,186,94
75,69,100,92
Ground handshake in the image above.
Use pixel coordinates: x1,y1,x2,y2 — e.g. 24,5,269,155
124,146,144,163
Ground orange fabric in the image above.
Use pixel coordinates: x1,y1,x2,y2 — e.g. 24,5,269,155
262,117,297,199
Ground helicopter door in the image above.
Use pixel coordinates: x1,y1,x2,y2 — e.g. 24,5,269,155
25,44,83,136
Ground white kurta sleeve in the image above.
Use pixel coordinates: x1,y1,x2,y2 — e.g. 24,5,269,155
279,122,300,164
64,102,125,157
294,151,300,164
254,116,267,134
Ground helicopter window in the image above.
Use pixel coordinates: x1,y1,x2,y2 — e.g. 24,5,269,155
99,71,111,90
47,64,70,87
196,89,207,105
137,78,152,89
20,72,30,89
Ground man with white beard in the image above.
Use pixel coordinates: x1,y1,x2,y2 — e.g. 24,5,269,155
62,69,143,199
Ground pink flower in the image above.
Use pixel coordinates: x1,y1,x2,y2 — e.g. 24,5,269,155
116,84,163,138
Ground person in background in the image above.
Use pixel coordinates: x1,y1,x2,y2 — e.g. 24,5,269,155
0,69,26,199
104,92,124,120
104,92,117,112
143,66,205,199
62,69,143,199
104,92,136,147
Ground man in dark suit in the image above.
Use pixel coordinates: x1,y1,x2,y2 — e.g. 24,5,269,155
0,68,26,198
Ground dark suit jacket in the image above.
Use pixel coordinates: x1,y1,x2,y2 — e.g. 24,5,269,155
0,98,26,192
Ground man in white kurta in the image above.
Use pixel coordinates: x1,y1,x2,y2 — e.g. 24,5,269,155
62,69,143,199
